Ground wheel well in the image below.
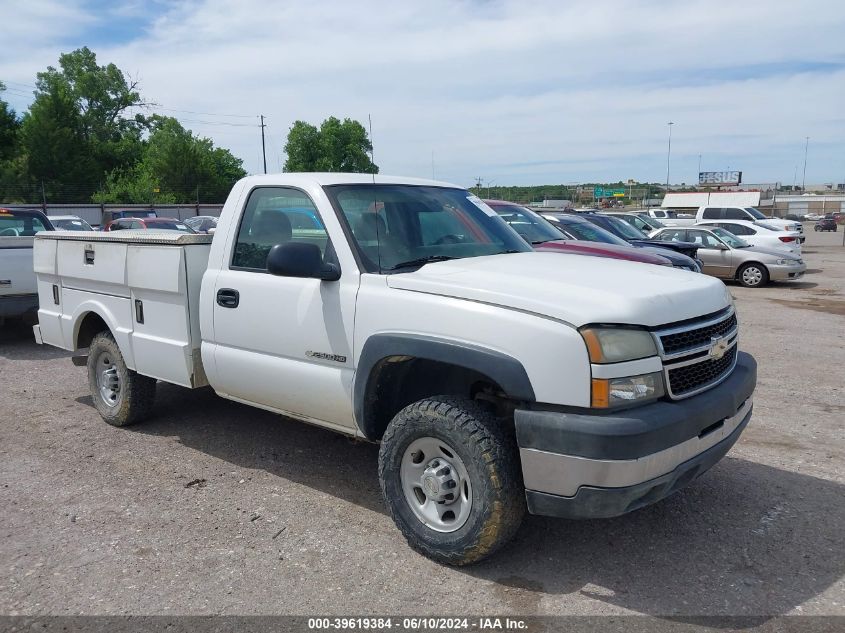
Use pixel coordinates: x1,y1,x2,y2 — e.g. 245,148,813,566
361,357,510,441
735,261,767,279
75,312,109,350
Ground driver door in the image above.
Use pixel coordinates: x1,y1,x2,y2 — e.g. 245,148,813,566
209,186,358,429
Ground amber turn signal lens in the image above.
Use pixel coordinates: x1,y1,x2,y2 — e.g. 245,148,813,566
591,379,610,408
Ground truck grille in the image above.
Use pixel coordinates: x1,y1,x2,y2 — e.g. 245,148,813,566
667,345,737,397
660,312,737,355
653,308,739,399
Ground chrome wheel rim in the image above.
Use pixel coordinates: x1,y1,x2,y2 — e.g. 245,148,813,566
400,437,472,533
742,266,763,286
95,351,122,408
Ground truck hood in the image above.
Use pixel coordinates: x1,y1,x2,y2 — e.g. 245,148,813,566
386,252,731,328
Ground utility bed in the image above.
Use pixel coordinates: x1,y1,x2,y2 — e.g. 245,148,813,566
33,231,213,388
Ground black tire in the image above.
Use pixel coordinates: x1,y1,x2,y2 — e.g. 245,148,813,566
814,226,821,232
87,331,156,426
378,396,525,566
737,262,769,288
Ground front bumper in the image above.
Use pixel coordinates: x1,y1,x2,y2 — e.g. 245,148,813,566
768,262,807,281
515,352,756,519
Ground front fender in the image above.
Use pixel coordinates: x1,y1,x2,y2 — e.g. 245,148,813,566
353,333,535,439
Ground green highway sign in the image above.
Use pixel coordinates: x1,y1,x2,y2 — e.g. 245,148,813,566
594,187,626,198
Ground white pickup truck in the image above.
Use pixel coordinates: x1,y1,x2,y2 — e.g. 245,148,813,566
652,206,804,240
1,208,55,324
32,173,757,565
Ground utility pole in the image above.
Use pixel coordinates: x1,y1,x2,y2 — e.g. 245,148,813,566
259,115,267,174
697,154,702,183
666,122,674,192
802,136,809,192
40,181,47,211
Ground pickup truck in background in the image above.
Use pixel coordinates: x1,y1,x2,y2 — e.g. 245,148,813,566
0,208,54,324
32,174,757,565
650,206,805,241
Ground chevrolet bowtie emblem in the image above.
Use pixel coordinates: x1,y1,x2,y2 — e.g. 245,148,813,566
708,336,729,360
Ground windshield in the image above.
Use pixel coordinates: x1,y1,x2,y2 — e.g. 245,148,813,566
711,227,750,247
325,185,531,272
744,207,767,220
147,220,194,232
0,210,50,236
52,218,92,231
552,218,630,246
590,214,647,240
488,203,562,244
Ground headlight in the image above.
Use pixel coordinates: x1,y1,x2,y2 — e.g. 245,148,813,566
776,258,798,265
580,327,658,364
591,372,664,408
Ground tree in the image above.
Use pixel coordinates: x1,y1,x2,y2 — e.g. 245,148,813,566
19,47,147,202
283,116,378,173
0,82,21,161
94,116,246,204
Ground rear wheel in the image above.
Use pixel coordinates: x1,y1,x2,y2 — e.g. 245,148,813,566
87,331,156,426
737,263,769,288
378,396,525,565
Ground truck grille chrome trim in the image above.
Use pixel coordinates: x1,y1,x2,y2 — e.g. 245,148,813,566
652,308,739,400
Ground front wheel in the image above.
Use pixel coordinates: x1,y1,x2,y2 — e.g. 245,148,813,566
378,396,525,565
87,331,156,426
737,263,769,288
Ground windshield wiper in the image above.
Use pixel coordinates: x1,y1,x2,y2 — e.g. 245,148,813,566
385,255,457,271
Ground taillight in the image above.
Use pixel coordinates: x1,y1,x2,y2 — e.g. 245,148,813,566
779,236,796,242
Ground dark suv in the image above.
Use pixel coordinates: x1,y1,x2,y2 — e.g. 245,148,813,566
815,217,838,232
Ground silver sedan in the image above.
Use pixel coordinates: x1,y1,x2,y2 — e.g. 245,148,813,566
651,226,806,288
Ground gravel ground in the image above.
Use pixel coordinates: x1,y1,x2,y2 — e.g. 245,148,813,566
1,227,843,619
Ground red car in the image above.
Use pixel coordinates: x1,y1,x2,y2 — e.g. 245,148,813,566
104,217,196,233
484,200,672,267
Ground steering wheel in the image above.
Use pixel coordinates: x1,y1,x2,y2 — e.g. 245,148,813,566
433,234,464,245
0,228,20,236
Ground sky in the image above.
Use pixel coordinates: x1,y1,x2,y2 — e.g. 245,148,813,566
2,0,844,187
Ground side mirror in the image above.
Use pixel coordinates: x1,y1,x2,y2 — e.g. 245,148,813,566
715,243,729,250
266,242,340,281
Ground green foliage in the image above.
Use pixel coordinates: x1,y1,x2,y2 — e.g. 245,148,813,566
93,116,246,204
0,82,21,162
15,47,146,202
283,116,378,173
1,47,247,204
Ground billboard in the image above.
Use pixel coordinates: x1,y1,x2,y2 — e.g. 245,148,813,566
699,171,742,186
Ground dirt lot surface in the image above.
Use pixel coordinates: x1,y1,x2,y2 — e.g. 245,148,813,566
1,227,843,619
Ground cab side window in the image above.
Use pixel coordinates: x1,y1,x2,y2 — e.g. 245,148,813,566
232,187,332,271
725,208,746,220
701,207,721,219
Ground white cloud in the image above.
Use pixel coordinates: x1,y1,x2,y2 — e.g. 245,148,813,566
3,0,844,184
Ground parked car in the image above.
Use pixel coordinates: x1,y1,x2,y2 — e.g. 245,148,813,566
602,211,666,233
815,217,838,232
693,219,801,255
656,206,805,240
100,209,158,227
184,215,219,234
48,215,94,231
32,173,756,565
651,226,806,287
541,212,700,271
484,200,673,267
784,214,806,221
804,213,824,221
104,217,196,233
552,211,702,262
0,208,54,322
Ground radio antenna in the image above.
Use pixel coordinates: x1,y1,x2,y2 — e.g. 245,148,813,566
368,114,382,271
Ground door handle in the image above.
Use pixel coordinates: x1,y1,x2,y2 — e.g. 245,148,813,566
216,288,239,308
